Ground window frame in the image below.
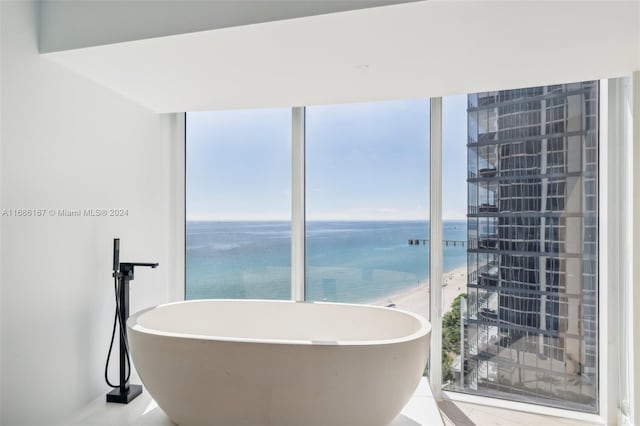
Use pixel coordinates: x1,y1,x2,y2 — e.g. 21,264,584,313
179,82,620,422
441,80,608,424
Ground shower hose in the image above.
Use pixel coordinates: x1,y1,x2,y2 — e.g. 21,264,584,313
104,274,132,388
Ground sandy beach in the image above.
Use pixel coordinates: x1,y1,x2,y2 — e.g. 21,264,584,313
371,265,468,318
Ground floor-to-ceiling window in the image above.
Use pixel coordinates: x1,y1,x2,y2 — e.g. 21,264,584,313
442,81,599,413
439,94,471,385
185,82,601,415
186,101,431,313
305,100,430,317
185,108,292,300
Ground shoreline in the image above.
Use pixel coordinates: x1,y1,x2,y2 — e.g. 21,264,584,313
370,265,468,318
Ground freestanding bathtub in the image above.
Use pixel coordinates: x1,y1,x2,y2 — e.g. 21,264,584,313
128,299,431,426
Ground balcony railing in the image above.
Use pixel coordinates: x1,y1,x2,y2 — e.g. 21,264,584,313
478,275,498,287
478,204,498,213
468,236,499,250
478,167,498,178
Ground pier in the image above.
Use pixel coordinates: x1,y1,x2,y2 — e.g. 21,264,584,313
408,239,467,247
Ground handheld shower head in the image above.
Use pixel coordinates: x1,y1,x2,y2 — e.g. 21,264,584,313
113,238,120,273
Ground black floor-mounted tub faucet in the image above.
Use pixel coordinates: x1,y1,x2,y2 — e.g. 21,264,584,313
105,238,158,404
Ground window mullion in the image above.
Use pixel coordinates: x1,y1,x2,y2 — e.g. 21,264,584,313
291,107,306,301
430,97,443,397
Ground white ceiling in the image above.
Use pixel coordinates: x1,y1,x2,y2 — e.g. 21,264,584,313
44,1,640,113
39,0,421,53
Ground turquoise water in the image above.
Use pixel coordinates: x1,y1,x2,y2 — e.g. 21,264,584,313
186,220,467,302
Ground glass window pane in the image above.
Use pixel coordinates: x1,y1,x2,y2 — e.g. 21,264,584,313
443,81,599,413
305,99,430,319
186,108,291,300
441,94,472,387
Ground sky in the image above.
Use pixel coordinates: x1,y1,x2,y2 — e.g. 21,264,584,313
186,95,468,221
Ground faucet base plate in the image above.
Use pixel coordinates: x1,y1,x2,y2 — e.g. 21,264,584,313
106,384,142,404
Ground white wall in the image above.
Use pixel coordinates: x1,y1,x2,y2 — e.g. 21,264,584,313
0,0,4,422
0,1,177,424
632,70,640,426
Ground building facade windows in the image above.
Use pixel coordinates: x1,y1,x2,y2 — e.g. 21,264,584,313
457,81,599,412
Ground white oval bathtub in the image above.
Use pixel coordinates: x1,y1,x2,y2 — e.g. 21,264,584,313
128,299,431,426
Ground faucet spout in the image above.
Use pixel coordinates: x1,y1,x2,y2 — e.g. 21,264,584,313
121,262,159,269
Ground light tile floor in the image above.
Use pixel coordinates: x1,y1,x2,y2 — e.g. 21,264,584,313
64,380,601,426
63,378,444,426
439,400,599,426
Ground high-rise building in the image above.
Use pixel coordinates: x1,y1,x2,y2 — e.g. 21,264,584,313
463,82,599,412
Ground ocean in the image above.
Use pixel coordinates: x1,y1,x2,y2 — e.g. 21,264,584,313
186,220,467,302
